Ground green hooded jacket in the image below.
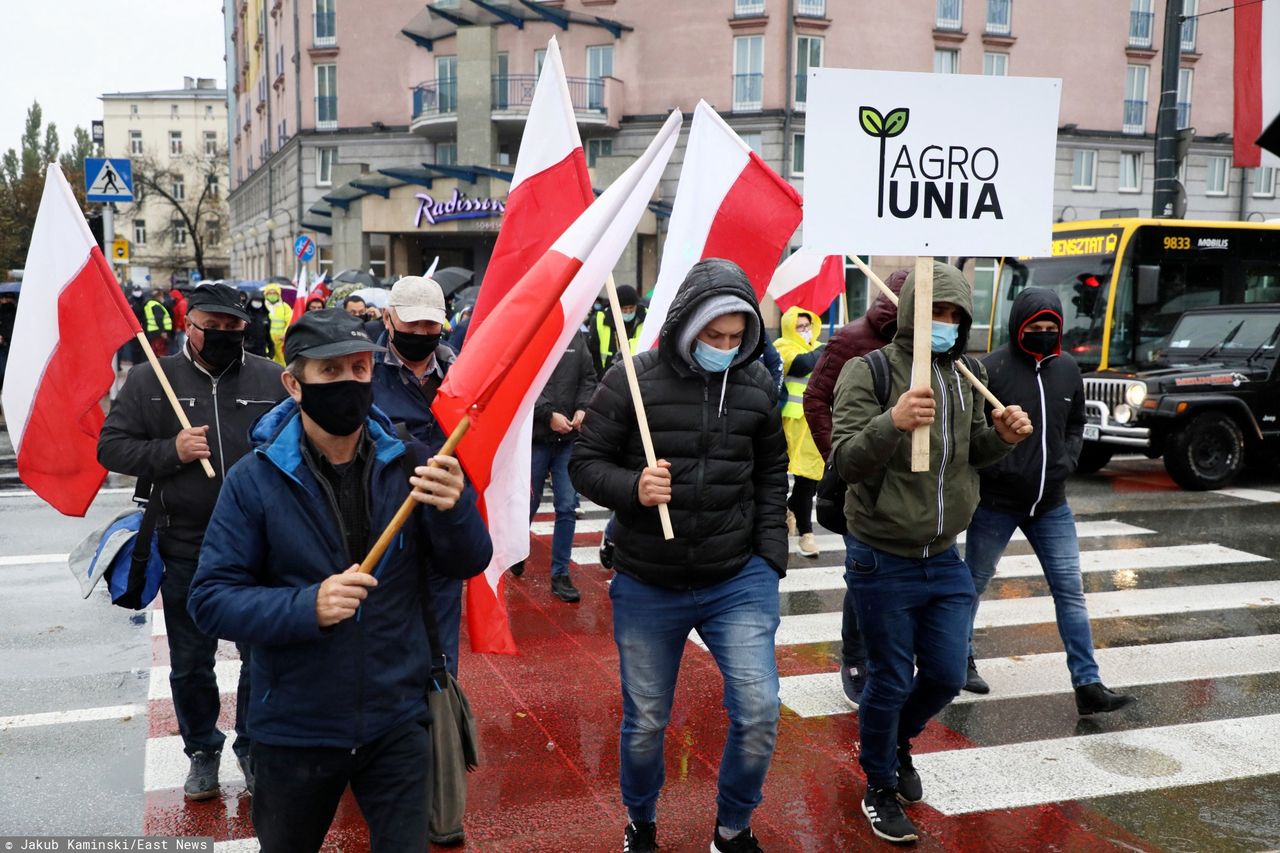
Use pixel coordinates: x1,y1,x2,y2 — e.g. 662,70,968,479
829,262,1014,559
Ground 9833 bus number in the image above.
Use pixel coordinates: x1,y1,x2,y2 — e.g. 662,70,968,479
1163,236,1192,250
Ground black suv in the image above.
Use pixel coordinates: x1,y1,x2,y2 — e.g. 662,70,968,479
1079,303,1280,490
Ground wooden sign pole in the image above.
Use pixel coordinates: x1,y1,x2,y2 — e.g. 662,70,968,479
909,257,933,473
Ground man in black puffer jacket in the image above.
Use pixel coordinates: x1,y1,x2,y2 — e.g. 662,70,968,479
571,258,787,853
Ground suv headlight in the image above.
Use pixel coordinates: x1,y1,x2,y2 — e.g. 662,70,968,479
1124,382,1147,407
1113,403,1134,425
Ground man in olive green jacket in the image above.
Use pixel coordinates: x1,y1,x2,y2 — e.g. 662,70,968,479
830,262,1032,844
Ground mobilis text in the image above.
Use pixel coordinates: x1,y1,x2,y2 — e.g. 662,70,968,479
414,188,506,227
861,105,1003,221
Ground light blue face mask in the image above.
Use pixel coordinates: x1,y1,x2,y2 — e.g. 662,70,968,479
694,339,739,372
621,310,637,323
931,321,959,353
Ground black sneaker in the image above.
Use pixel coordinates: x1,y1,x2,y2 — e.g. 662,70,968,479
624,820,658,853
183,750,221,801
895,744,923,805
551,574,581,603
711,825,762,852
1075,682,1137,715
509,560,525,578
237,754,254,797
861,786,919,844
841,663,867,709
963,656,990,695
599,537,615,570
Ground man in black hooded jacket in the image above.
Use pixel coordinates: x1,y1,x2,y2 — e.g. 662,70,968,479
964,287,1136,716
571,259,787,853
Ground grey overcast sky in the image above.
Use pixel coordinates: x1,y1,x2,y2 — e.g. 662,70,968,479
1,1,226,157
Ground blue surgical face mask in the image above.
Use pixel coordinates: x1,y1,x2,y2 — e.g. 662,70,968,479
621,310,637,324
930,321,959,353
693,339,739,372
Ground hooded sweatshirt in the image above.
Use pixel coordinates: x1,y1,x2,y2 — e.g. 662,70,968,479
570,258,789,588
977,288,1086,516
829,262,1014,559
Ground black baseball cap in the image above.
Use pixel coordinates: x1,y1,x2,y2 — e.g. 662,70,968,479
187,282,250,322
284,307,387,363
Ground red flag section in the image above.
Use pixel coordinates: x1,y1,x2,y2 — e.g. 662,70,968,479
767,252,846,315
1233,0,1280,168
1,165,142,516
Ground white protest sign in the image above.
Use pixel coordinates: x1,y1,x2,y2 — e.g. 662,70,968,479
803,68,1061,258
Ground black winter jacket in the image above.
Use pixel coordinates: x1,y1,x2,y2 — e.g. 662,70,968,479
978,288,1086,516
98,348,286,562
570,259,789,589
533,331,597,444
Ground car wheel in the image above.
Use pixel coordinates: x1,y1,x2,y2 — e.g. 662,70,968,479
1075,442,1114,475
1163,412,1245,491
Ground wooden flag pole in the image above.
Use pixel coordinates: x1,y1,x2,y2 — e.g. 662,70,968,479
135,332,216,480
909,257,933,472
847,255,1007,412
358,415,472,574
604,274,675,541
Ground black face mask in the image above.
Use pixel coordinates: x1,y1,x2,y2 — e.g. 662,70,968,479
392,330,442,363
195,327,245,371
1021,330,1058,358
298,379,373,437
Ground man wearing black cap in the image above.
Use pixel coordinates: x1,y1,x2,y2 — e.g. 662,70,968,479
99,282,285,800
586,283,646,380
188,309,492,853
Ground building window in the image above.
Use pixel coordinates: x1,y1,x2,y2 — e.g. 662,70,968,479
934,48,960,75
1254,166,1276,198
534,48,546,79
587,138,614,167
205,218,222,244
130,130,144,155
733,36,764,111
1124,64,1148,134
1181,0,1198,51
796,0,825,15
436,142,457,166
133,219,147,246
795,36,823,107
986,0,1011,34
1119,152,1142,193
1129,0,1154,48
435,56,458,113
171,104,180,118
314,0,336,47
130,103,139,115
1071,149,1097,190
1176,67,1193,129
172,176,185,200
315,64,338,129
204,131,218,157
792,133,805,175
983,52,1008,76
316,146,336,186
971,258,999,331
173,218,188,246
169,130,183,156
936,0,963,31
205,104,214,118
1205,155,1229,196
369,233,388,277
587,45,614,110
734,0,765,16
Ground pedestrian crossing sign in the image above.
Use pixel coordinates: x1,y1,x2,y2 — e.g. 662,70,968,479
85,157,133,203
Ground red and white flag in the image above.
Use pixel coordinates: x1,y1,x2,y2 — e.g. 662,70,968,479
637,100,803,350
767,251,845,315
432,110,682,654
1,165,142,516
1233,0,1280,167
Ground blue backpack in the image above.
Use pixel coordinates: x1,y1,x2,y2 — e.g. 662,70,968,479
69,485,165,610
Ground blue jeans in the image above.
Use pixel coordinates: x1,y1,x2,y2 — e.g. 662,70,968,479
610,556,780,830
529,440,577,577
845,538,974,790
964,503,1101,687
841,534,867,668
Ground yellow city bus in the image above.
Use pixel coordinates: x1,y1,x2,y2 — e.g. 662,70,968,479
988,218,1280,474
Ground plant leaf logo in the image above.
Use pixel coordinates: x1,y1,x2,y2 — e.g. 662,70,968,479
860,106,910,217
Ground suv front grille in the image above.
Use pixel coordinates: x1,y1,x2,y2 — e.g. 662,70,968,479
1083,378,1130,422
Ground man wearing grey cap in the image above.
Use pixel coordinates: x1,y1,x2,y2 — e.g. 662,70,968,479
570,259,788,853
99,281,286,800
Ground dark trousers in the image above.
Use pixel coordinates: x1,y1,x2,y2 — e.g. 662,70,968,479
840,534,867,669
164,555,250,759
787,476,819,535
251,719,432,853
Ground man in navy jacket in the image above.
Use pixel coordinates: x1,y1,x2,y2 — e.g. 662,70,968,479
189,309,491,853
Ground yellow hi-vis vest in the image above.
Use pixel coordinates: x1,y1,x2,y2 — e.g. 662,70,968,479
144,300,173,334
267,300,291,338
595,310,643,369
782,375,808,419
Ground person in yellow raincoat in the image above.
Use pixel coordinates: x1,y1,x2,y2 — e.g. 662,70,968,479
774,306,826,557
262,283,292,366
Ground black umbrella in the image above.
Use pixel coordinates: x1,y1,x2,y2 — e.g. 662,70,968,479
451,285,481,310
333,269,379,289
432,267,474,297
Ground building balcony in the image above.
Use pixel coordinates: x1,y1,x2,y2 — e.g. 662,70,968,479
312,12,337,49
795,0,825,16
732,73,763,113
935,0,963,31
1128,11,1153,48
733,0,766,18
410,74,618,137
985,0,1012,35
315,95,338,131
1123,99,1147,135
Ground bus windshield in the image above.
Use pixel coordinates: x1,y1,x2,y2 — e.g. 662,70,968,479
992,254,1115,369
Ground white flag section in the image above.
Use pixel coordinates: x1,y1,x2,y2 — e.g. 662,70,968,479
803,68,1061,258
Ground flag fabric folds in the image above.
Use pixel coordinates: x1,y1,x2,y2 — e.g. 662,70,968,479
637,100,803,351
1,165,142,516
432,110,683,654
767,252,846,316
1233,0,1280,168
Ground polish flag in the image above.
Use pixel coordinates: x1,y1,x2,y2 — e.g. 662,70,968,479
432,110,683,654
1,165,142,516
636,100,803,351
1233,0,1280,167
766,252,846,315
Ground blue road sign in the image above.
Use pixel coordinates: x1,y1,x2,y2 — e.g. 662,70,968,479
293,234,317,262
84,158,133,203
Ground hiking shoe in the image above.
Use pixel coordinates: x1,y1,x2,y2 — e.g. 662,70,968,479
624,820,658,853
509,560,525,578
599,537,615,570
711,825,763,852
237,754,254,797
183,750,221,800
861,786,919,844
551,574,581,603
798,532,820,558
1075,682,1137,716
841,664,866,709
963,656,990,695
785,510,798,537
896,744,923,804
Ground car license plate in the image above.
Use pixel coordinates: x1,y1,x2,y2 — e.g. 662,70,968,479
1083,425,1100,441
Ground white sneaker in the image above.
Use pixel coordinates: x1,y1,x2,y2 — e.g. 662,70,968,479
798,532,819,558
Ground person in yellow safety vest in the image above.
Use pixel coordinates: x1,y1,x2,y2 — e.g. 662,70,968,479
143,289,174,356
262,283,292,366
586,284,646,380
774,306,826,558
